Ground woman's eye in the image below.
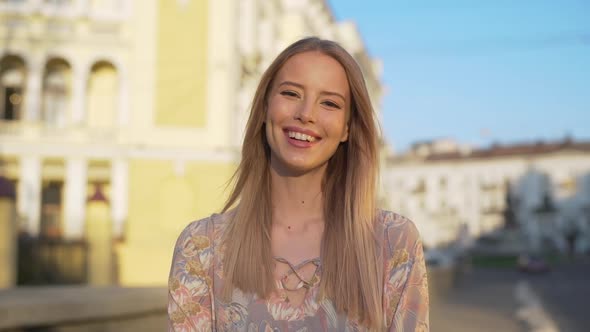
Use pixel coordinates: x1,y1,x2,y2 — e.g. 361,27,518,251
280,90,299,97
322,100,341,109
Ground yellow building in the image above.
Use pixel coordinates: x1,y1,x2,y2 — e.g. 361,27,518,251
0,0,383,287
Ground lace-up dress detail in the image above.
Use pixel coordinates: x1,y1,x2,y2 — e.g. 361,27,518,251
168,210,430,331
274,256,321,292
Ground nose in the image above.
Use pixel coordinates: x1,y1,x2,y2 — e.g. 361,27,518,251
295,99,315,123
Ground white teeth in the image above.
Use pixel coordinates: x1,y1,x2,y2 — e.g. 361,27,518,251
287,131,316,142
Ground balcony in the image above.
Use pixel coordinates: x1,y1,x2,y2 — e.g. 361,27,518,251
0,120,120,145
0,0,130,22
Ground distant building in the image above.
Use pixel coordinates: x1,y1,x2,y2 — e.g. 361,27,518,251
385,138,590,252
0,0,383,286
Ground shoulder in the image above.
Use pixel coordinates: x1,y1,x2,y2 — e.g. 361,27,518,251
376,209,422,254
170,211,235,277
174,210,233,250
379,211,430,329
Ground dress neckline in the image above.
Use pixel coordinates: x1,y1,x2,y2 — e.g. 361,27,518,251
273,256,321,270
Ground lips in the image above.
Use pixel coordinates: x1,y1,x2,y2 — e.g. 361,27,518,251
283,126,320,139
287,131,316,142
283,126,321,147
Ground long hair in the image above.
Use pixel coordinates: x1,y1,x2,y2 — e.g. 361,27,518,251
221,37,383,329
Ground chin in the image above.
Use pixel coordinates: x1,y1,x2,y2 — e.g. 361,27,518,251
276,159,327,177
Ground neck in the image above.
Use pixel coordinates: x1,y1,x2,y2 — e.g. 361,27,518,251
269,163,325,227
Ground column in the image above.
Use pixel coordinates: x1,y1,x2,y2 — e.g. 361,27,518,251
63,158,87,239
117,67,130,127
76,0,90,14
238,0,257,56
110,159,128,237
235,0,257,149
17,156,41,235
24,60,42,122
277,12,305,49
24,0,42,12
257,18,274,68
0,176,17,288
70,63,87,125
235,83,252,148
208,0,238,148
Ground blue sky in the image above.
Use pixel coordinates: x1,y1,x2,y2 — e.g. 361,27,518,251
329,0,590,152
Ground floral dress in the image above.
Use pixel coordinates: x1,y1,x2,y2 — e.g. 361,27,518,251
168,210,429,331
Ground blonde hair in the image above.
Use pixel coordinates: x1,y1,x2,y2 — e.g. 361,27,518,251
221,37,383,329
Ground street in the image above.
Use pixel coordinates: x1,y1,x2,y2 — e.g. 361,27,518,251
526,258,590,332
430,267,524,332
430,258,590,332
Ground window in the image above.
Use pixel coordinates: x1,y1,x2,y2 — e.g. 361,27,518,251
0,56,25,121
41,180,63,238
42,59,71,127
42,71,67,126
2,87,22,120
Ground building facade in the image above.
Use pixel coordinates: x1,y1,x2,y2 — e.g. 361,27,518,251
0,0,383,286
385,138,590,253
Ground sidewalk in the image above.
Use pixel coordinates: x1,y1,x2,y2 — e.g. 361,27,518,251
0,286,167,331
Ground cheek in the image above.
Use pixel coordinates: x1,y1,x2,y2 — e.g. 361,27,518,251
264,115,274,144
323,114,348,137
265,104,282,142
266,99,282,124
267,101,296,130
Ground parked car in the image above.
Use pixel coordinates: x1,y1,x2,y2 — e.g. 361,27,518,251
517,254,550,274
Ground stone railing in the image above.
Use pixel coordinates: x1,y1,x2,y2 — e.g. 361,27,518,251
0,286,167,332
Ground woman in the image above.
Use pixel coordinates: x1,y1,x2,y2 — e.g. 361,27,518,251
168,37,429,331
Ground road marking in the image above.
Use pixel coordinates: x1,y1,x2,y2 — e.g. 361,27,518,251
515,280,560,332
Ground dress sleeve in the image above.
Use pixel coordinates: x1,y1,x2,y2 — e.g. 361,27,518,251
168,219,215,332
384,217,430,331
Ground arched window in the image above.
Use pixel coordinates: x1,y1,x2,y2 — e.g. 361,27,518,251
0,56,26,121
87,61,117,128
42,58,71,127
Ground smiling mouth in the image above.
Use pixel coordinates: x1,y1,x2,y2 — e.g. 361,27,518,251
286,130,318,142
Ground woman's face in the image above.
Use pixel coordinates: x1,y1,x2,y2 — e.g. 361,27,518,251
265,51,350,175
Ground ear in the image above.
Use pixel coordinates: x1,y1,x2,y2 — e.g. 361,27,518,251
340,123,349,142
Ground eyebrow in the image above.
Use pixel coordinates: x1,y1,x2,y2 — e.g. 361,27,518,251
278,81,346,102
